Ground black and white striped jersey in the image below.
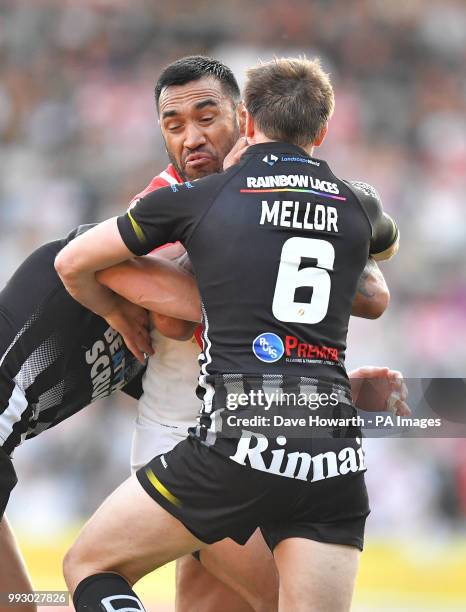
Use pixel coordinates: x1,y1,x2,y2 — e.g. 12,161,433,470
0,227,144,455
118,142,398,458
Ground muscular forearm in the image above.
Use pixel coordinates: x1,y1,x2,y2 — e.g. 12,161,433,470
351,258,389,319
57,266,119,318
97,256,201,323
55,218,155,362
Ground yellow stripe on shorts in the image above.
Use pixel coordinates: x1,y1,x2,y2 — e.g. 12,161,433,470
127,209,146,243
145,467,182,507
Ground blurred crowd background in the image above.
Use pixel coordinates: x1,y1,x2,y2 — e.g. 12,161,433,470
0,0,465,606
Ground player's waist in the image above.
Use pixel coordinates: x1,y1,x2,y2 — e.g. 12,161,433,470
199,372,351,393
202,332,347,369
197,372,353,410
188,416,365,485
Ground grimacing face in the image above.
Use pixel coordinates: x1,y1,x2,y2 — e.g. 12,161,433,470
159,76,241,181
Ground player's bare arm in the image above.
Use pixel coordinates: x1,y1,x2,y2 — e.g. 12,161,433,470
351,257,389,319
55,218,153,363
96,256,201,323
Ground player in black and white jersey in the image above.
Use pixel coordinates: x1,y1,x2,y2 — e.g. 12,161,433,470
0,225,199,608
58,57,400,612
123,56,404,612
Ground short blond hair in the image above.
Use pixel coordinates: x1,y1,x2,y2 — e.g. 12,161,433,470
244,57,335,148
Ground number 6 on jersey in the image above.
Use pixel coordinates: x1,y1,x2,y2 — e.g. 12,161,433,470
272,237,335,324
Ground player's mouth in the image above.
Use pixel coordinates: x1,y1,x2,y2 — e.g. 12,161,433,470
185,153,214,169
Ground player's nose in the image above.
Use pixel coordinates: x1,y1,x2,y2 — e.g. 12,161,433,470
183,123,207,150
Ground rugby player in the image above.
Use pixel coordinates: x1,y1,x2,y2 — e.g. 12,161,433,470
104,56,404,612
0,59,397,612
57,56,401,612
0,226,199,611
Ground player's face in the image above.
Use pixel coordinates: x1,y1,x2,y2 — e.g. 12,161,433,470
159,76,241,181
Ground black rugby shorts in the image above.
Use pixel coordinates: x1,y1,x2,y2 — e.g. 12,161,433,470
136,434,370,551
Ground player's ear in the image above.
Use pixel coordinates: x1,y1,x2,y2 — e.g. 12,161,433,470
245,110,255,139
314,122,328,147
236,102,247,136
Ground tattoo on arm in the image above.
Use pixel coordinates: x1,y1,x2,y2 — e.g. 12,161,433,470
356,259,379,299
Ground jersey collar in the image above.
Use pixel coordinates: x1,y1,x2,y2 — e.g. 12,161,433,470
243,141,328,171
166,163,183,183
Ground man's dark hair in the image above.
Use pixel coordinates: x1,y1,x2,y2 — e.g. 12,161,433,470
155,55,240,110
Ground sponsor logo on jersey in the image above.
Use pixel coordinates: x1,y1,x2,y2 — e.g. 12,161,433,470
285,335,339,363
262,154,279,166
281,156,320,166
85,326,131,400
252,332,284,363
242,175,346,201
230,431,366,482
246,175,340,194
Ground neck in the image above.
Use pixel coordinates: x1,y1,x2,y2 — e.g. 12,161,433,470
248,131,314,156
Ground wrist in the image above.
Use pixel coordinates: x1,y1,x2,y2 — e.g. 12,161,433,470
97,292,121,319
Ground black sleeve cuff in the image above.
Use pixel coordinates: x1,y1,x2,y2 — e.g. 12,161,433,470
370,215,398,255
370,222,399,257
117,213,148,256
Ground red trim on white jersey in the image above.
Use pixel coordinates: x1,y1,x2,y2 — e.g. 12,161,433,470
128,164,182,209
128,164,183,252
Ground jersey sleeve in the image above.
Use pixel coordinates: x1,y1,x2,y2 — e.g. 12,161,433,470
65,223,98,243
117,176,220,256
346,180,399,256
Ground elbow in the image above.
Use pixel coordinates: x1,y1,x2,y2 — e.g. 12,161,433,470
367,286,390,319
54,248,80,286
54,249,70,281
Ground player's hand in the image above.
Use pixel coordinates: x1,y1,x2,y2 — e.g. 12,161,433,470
223,137,249,170
104,297,153,363
349,366,410,416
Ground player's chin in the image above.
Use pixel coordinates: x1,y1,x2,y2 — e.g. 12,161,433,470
184,161,221,180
